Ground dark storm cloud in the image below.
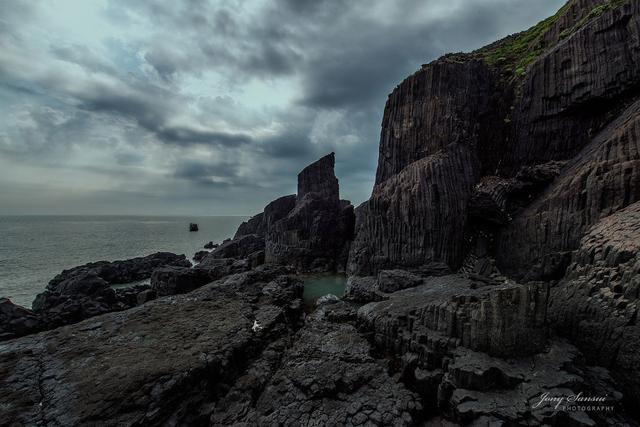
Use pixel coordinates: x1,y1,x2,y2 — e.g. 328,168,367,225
0,0,567,215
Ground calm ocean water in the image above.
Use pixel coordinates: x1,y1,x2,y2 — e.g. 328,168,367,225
0,216,247,308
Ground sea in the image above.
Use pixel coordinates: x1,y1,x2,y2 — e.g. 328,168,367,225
0,215,247,308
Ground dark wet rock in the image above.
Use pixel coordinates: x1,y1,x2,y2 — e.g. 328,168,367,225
192,250,209,262
150,266,218,296
348,146,478,276
0,267,304,426
204,233,265,261
46,252,191,289
27,253,191,335
307,299,359,324
0,298,42,341
498,98,640,281
438,340,633,426
266,153,355,272
344,275,379,302
135,289,156,305
151,257,255,297
548,201,640,409
234,212,265,238
315,293,340,306
264,194,297,228
203,241,218,249
113,284,152,307
247,249,265,269
359,275,548,358
189,222,198,231
213,306,421,426
377,269,424,293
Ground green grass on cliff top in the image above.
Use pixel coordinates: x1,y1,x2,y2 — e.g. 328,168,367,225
479,0,628,77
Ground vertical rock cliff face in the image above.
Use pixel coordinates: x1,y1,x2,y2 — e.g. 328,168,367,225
266,153,355,271
498,98,640,279
509,1,640,169
347,2,640,416
348,146,478,276
348,59,498,276
349,0,640,280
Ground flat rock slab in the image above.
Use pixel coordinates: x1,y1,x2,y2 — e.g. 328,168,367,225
0,268,302,426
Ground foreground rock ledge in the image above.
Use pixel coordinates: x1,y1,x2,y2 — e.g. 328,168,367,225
0,267,302,426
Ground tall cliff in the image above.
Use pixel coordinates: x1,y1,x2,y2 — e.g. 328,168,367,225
347,0,640,412
349,0,640,278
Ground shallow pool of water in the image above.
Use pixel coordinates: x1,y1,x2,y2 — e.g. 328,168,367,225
303,274,346,306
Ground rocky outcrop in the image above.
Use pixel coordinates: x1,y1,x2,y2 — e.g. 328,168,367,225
23,253,192,336
266,153,355,271
212,300,421,426
498,98,640,280
0,266,304,426
0,298,43,340
212,154,354,273
548,201,640,409
203,233,265,261
438,341,632,425
45,252,191,289
359,275,549,359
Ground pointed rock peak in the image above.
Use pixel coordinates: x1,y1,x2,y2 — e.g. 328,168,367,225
297,152,339,201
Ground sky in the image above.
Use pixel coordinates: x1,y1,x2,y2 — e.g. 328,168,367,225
0,0,566,216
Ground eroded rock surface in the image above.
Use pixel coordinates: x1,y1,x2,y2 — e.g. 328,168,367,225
266,153,355,272
0,267,304,426
359,275,548,359
212,300,421,426
549,200,640,409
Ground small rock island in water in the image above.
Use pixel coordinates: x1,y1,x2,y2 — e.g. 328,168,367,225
2,1,640,425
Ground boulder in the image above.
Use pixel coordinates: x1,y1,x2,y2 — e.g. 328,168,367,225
203,241,218,249
315,293,340,306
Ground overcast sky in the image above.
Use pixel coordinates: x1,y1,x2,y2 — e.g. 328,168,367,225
0,0,565,215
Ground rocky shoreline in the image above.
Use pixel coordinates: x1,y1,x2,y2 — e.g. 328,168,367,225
2,0,640,425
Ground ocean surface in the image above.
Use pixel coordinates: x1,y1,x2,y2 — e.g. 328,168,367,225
0,215,247,308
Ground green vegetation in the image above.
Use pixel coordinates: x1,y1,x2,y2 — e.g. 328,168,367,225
480,1,572,77
478,0,627,79
559,0,629,39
